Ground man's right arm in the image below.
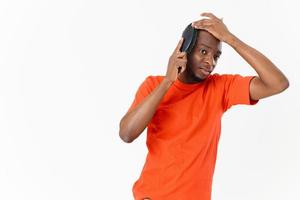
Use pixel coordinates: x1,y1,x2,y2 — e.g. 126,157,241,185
119,78,172,143
119,38,187,143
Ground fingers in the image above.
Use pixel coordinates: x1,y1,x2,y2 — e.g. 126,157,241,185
176,51,186,58
176,54,187,70
166,46,187,81
193,19,213,25
177,63,186,74
191,12,221,28
174,37,184,53
192,19,213,30
201,12,220,20
173,53,187,66
177,59,187,67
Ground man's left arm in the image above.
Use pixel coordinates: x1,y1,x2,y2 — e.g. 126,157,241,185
192,12,289,101
226,33,289,101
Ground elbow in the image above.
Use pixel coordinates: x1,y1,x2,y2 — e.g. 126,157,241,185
283,79,290,90
269,76,289,94
119,131,134,143
277,78,290,92
119,119,134,143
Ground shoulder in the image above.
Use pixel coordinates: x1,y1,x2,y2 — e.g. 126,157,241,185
145,75,165,82
207,73,229,85
143,75,165,87
210,73,239,80
209,73,247,84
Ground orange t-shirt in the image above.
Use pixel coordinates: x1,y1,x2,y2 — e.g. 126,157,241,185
128,74,258,200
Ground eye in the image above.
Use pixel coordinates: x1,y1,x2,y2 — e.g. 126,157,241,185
214,55,220,61
200,49,207,55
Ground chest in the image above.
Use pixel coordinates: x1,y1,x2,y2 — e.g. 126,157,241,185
148,87,223,136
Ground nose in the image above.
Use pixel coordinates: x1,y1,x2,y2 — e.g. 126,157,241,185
203,54,215,70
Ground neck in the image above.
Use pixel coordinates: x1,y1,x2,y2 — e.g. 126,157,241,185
178,67,205,84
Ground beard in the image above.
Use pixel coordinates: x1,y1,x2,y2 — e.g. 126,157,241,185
186,64,206,83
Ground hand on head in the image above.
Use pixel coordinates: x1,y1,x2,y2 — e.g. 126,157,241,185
191,12,232,43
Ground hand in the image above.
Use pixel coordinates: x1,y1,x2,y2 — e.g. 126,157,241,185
165,38,187,83
192,12,233,43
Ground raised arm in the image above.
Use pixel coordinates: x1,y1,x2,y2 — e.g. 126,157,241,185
225,34,289,100
192,12,289,100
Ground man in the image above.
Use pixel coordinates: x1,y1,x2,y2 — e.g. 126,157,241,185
119,12,289,200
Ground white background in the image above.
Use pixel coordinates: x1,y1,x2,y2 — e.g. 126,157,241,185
0,0,299,199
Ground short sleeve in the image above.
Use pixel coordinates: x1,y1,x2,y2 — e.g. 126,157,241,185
127,76,153,113
221,74,259,111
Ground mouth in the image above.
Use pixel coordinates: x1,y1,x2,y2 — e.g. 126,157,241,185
198,67,211,76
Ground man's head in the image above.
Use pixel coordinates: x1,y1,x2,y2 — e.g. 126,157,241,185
184,29,222,82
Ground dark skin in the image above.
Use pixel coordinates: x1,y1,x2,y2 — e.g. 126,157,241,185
118,31,221,143
178,30,222,83
119,12,289,143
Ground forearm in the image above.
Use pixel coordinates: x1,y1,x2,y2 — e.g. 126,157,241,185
119,78,172,143
226,34,289,90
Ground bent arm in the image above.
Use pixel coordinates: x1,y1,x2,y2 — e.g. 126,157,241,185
226,34,289,100
191,12,289,100
119,78,172,143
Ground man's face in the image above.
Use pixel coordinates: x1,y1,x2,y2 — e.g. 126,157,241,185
187,30,222,81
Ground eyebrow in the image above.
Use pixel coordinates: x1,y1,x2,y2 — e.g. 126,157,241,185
200,43,222,55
